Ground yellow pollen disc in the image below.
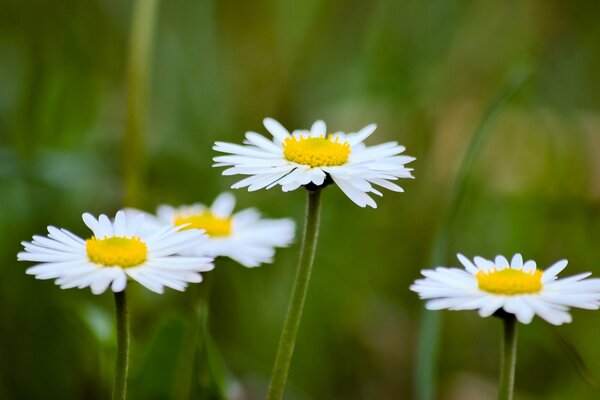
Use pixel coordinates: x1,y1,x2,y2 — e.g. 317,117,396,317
283,135,350,167
174,213,232,237
86,236,147,268
476,268,543,295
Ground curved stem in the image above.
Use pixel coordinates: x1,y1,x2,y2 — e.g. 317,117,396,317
267,189,323,400
113,290,130,400
498,315,518,400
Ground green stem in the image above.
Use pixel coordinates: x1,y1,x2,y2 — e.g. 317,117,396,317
498,315,518,400
123,0,160,207
267,189,323,400
113,290,130,400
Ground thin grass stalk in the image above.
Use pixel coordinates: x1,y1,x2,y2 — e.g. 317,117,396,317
172,273,229,400
415,68,531,400
124,0,160,207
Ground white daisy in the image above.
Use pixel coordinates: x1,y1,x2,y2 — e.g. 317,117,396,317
410,253,600,325
18,211,215,295
213,118,415,208
129,192,295,268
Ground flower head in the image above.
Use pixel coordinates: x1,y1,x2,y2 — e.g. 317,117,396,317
130,192,295,268
213,118,415,208
410,253,600,325
18,211,214,294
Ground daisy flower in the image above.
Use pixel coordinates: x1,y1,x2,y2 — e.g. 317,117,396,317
131,192,295,267
213,118,415,208
18,211,215,295
411,253,600,325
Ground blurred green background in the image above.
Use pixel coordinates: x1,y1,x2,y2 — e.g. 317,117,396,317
2,0,600,399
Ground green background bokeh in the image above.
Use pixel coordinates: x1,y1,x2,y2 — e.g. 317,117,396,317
2,1,600,399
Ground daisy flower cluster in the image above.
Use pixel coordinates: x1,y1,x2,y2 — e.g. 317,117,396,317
213,118,415,208
411,253,600,325
17,114,600,400
18,211,214,294
17,190,296,400
19,193,295,294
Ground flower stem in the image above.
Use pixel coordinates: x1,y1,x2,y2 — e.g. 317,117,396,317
267,188,323,400
498,314,518,400
113,290,130,400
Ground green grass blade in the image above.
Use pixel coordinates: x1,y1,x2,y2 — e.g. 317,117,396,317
123,0,160,207
415,67,532,400
551,326,599,388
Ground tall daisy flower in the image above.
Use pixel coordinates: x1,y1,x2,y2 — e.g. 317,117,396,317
18,211,214,400
213,118,413,400
213,118,415,208
131,192,295,267
411,253,600,400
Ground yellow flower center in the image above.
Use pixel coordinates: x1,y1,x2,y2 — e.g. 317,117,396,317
86,236,147,268
476,268,543,295
174,213,232,237
283,135,350,167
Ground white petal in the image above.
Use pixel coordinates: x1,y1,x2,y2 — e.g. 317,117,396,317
47,226,84,248
331,175,377,208
347,124,376,146
90,269,118,295
495,255,509,269
82,213,102,237
213,142,282,159
511,254,523,268
310,120,326,137
474,256,494,271
522,260,536,272
113,211,127,237
528,299,572,325
30,235,81,253
247,170,291,191
263,118,291,142
503,297,534,324
28,262,95,280
542,259,568,283
126,269,164,294
98,215,113,237
244,132,282,153
111,270,128,292
211,192,236,218
125,213,146,236
457,254,479,274
478,297,505,317
369,178,404,192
